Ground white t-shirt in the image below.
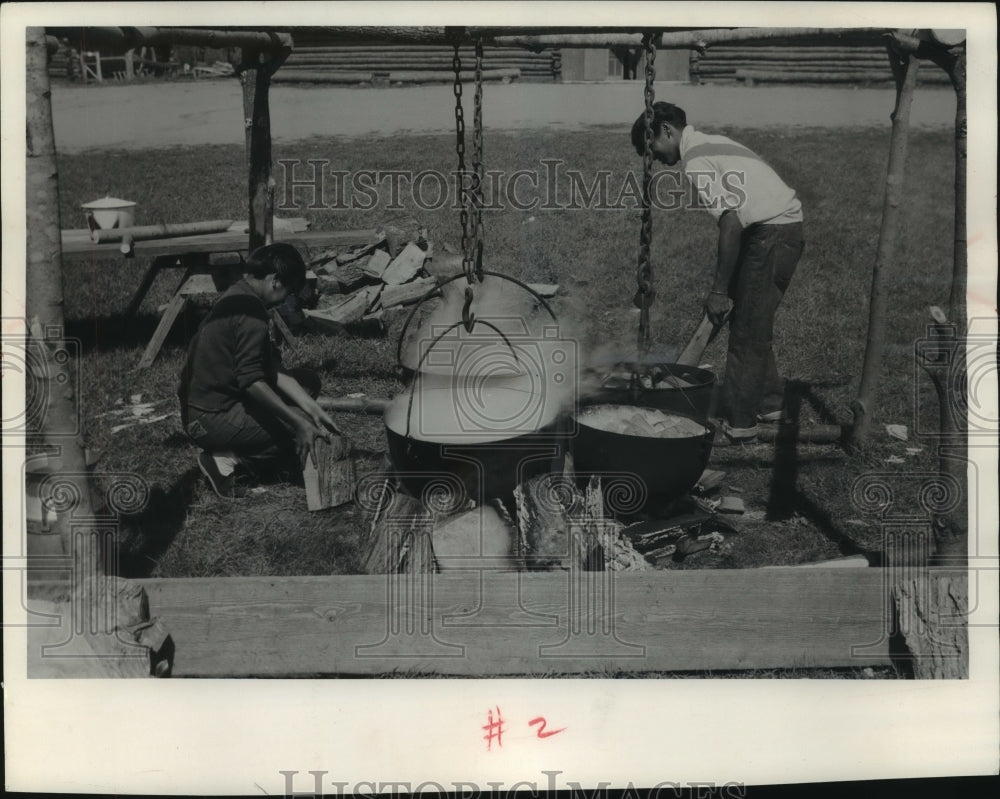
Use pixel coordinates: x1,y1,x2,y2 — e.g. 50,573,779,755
680,126,803,226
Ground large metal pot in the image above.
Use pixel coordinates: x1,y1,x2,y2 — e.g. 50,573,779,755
582,362,717,423
385,272,570,505
383,375,567,505
571,404,714,515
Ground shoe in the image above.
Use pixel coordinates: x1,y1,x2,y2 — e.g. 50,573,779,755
756,408,788,423
197,451,247,499
722,421,759,443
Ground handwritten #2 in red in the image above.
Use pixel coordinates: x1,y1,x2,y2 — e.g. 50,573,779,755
482,707,566,750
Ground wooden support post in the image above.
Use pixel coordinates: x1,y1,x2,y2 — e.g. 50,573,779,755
944,48,967,327
25,26,99,579
848,44,919,450
136,293,187,370
240,46,288,251
125,48,134,79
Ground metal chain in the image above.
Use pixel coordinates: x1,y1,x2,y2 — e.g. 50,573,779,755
636,32,657,356
472,36,485,282
451,40,474,285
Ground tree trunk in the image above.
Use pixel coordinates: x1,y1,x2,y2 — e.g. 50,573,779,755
25,27,101,585
848,46,919,450
946,49,967,332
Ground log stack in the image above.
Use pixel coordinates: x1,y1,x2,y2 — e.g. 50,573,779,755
277,35,562,84
690,44,951,86
301,223,440,335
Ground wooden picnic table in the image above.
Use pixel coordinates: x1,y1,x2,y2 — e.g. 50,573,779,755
61,226,379,368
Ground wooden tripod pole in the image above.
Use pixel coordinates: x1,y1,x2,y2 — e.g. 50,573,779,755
848,45,919,450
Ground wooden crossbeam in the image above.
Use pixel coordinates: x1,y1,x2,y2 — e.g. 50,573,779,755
136,569,893,677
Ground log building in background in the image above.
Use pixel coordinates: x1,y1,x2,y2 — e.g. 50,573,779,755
690,43,951,85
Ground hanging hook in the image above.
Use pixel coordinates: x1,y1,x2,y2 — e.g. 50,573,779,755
461,286,476,332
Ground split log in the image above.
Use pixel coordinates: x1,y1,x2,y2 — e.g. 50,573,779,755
302,434,355,511
382,216,423,258
316,275,344,296
360,481,432,573
305,286,377,329
330,259,371,291
381,242,427,285
431,505,515,571
362,248,391,279
377,276,439,310
514,473,588,570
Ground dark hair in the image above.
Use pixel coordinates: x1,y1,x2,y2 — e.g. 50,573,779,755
245,242,306,293
630,102,688,156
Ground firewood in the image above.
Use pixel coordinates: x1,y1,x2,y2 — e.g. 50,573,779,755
381,242,426,285
362,249,391,279
383,216,423,258
378,276,439,309
431,505,514,571
305,287,376,330
316,275,344,295
302,434,355,511
514,473,588,570
360,481,433,573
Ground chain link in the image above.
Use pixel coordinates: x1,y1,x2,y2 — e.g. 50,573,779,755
635,32,657,355
451,40,474,285
472,36,485,282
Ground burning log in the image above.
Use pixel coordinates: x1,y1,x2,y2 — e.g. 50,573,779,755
302,434,355,511
514,474,589,571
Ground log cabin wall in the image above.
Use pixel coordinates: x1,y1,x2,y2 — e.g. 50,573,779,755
284,31,561,82
690,43,951,85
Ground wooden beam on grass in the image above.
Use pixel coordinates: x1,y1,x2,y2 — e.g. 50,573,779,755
848,44,920,450
135,569,893,677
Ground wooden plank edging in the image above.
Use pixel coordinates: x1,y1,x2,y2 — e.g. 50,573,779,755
134,570,893,677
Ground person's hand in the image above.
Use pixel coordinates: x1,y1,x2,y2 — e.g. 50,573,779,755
309,407,341,438
705,291,733,326
293,419,325,470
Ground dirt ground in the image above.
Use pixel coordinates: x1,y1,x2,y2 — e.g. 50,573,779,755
52,79,956,153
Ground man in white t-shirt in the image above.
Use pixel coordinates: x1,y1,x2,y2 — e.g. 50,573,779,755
631,102,805,441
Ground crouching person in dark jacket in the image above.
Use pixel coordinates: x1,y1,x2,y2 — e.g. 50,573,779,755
178,243,340,498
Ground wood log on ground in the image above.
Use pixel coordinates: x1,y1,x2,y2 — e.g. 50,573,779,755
382,216,423,258
317,395,391,415
302,434,355,511
377,276,440,310
893,570,968,678
305,287,377,330
360,481,432,573
736,68,947,84
362,248,391,280
271,70,374,84
388,68,520,83
316,274,344,295
329,258,371,291
431,505,515,570
381,242,427,285
514,473,588,570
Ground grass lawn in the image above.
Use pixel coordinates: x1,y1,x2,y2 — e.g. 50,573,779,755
53,124,956,580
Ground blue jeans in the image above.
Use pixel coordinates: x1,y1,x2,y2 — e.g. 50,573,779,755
722,223,804,428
